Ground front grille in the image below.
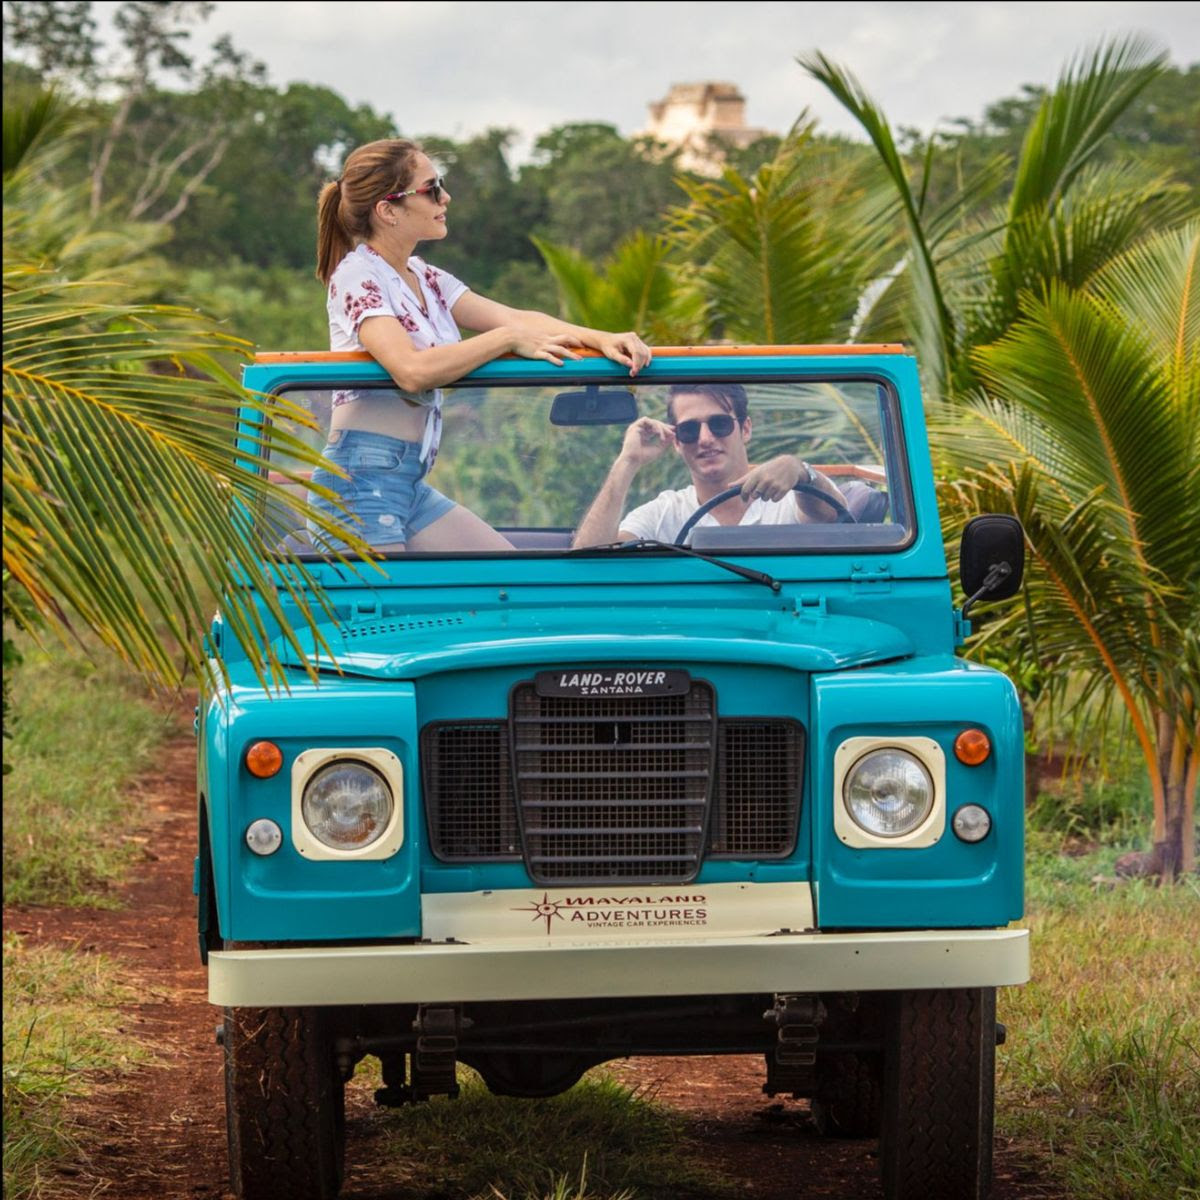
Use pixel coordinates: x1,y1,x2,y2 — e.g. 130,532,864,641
709,719,805,857
423,722,520,860
510,681,716,885
423,682,805,880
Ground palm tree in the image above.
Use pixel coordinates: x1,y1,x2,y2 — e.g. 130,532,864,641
940,224,1199,878
801,43,1197,877
536,128,896,348
534,229,706,345
3,88,368,704
669,126,895,345
801,37,1183,398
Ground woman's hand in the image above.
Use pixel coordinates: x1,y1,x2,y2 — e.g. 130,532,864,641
592,331,653,376
510,329,585,366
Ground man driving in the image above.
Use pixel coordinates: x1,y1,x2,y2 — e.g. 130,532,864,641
572,383,848,546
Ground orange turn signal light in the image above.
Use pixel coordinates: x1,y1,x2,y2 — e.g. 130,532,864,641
246,740,284,778
954,729,991,766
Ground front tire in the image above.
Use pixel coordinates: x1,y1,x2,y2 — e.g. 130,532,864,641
224,1006,345,1200
879,988,995,1200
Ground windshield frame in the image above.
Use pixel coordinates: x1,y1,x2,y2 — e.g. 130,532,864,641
240,349,941,586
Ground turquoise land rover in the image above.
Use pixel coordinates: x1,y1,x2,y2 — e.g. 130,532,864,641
197,345,1028,1200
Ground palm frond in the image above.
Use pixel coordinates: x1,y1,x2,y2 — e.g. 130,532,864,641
798,52,956,390
1093,217,1200,416
1008,35,1165,221
534,232,705,344
3,262,376,691
972,282,1199,592
670,130,890,345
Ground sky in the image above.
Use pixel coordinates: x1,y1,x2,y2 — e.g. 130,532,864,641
90,1,1199,160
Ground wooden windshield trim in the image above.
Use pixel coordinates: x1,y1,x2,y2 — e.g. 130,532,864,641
253,344,907,364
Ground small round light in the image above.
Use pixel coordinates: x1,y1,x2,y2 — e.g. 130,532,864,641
245,818,283,856
952,804,992,843
246,741,284,778
954,729,991,766
844,749,934,837
302,760,393,851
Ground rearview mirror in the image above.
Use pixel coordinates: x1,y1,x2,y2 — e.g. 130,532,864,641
550,386,637,426
960,514,1024,618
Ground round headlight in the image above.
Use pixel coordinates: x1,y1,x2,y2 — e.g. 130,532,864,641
844,749,934,837
301,760,393,850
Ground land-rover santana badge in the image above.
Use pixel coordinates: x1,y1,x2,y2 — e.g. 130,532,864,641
535,668,692,698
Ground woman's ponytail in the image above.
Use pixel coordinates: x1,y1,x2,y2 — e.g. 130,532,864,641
314,140,422,285
316,179,351,285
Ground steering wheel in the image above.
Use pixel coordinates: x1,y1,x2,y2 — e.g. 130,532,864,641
674,482,856,546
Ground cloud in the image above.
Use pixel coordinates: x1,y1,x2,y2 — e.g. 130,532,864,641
88,0,1199,158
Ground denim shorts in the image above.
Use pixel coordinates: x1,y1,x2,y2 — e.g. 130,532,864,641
307,430,455,548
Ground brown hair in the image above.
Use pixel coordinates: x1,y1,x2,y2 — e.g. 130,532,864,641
316,139,423,284
666,383,749,425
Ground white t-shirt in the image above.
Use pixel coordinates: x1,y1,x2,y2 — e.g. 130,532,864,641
326,244,470,462
621,485,802,543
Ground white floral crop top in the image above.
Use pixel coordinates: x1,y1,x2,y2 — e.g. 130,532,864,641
326,245,470,463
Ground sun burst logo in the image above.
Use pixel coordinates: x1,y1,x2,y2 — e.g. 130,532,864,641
512,893,568,935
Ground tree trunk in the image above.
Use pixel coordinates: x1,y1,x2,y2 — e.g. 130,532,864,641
1153,725,1196,884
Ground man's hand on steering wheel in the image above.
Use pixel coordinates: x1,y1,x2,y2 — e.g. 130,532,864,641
735,454,807,503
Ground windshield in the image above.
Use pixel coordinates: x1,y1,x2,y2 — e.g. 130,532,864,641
262,376,912,555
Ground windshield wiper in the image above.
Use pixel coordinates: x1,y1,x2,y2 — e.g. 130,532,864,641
569,539,782,593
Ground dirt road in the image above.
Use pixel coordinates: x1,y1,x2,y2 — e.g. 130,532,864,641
5,721,1063,1200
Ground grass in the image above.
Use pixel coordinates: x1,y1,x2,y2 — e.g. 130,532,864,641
2,933,154,1200
3,638,180,907
995,770,1200,1200
367,1069,730,1200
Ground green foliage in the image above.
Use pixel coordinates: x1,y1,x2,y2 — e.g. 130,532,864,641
172,259,330,351
418,128,549,293
534,231,705,344
672,125,895,345
3,934,152,1200
2,638,169,906
168,81,397,269
526,123,689,262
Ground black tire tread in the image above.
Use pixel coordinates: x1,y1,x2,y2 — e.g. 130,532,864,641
224,1006,343,1200
880,987,995,1200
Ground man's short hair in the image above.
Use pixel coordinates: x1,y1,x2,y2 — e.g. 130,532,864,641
666,383,749,425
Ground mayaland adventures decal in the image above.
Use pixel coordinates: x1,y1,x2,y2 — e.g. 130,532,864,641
512,892,709,935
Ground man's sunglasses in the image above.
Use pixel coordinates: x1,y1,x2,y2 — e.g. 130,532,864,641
384,176,446,204
674,414,738,444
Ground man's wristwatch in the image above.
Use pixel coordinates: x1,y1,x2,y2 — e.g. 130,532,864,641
797,460,815,487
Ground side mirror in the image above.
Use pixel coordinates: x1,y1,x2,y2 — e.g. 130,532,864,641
550,385,637,426
960,514,1024,619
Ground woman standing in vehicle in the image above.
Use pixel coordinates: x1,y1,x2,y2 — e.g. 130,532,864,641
313,138,651,551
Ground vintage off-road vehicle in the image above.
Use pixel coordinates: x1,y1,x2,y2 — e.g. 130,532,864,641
197,345,1028,1200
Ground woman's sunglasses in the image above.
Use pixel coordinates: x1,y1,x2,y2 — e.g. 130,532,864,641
674,414,738,444
384,176,446,204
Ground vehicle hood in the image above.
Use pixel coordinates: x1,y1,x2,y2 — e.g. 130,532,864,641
274,602,913,679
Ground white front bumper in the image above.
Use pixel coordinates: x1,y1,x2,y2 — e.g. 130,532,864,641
208,927,1030,1007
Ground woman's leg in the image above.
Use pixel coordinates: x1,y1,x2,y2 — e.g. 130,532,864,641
407,505,514,551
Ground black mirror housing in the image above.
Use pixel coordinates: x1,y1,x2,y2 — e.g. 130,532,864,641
960,514,1024,608
550,386,638,426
